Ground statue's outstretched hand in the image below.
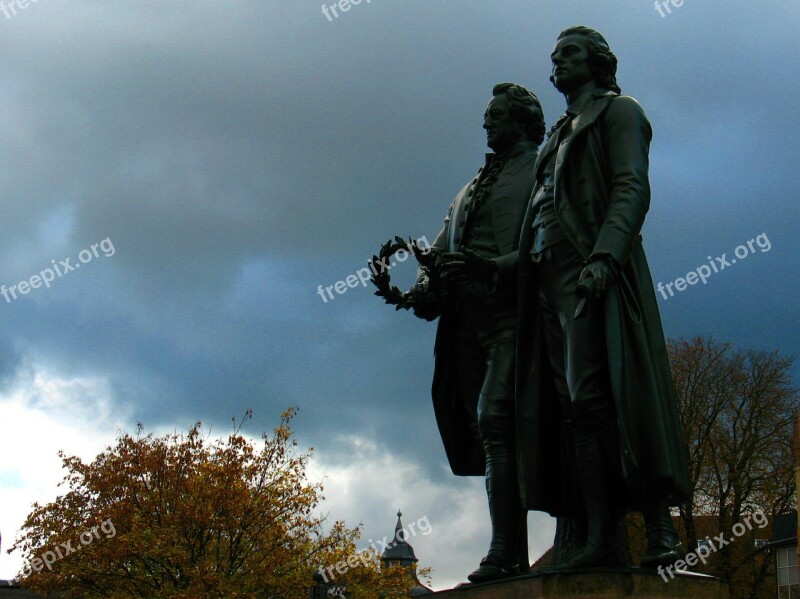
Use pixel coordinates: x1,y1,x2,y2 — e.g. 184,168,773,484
408,278,442,321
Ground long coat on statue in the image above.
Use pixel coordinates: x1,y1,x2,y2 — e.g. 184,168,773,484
423,143,538,476
496,90,690,516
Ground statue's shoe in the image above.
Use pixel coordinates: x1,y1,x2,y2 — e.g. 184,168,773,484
467,559,519,583
640,544,683,569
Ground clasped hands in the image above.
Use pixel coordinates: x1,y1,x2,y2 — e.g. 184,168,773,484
439,247,497,288
406,247,495,320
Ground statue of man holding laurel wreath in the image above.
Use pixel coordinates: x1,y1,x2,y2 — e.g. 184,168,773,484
405,83,546,583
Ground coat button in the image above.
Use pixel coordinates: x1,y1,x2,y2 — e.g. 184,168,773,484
578,176,586,184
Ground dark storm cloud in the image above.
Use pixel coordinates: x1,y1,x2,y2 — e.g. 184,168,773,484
0,2,797,585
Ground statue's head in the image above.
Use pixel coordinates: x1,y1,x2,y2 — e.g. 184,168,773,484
550,26,620,95
483,82,545,152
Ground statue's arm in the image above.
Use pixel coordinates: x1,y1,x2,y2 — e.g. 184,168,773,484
591,96,652,268
408,199,454,321
415,221,448,286
414,187,458,288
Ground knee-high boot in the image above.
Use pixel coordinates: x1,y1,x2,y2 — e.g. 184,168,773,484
640,496,682,568
558,409,626,569
468,395,525,583
483,451,524,567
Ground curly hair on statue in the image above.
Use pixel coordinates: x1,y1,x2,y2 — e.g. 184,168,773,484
491,82,546,146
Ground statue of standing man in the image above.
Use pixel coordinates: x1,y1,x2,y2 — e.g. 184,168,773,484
493,25,691,569
411,83,546,583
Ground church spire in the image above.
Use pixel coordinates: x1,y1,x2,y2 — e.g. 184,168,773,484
380,510,432,595
382,510,418,564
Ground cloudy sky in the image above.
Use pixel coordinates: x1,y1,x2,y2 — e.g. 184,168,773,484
0,0,797,591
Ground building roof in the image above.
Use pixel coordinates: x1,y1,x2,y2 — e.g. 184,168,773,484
380,511,432,595
381,511,418,563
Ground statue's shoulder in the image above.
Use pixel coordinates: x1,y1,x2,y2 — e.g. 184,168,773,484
599,94,652,136
606,94,649,121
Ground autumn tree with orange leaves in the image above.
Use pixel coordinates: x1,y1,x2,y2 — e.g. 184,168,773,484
10,408,416,598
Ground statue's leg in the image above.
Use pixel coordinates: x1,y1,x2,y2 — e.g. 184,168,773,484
552,516,587,565
567,404,626,567
468,330,525,583
479,392,520,561
547,514,631,569
467,391,524,583
536,242,626,569
640,496,682,568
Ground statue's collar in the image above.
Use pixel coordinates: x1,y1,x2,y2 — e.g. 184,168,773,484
484,140,538,165
566,88,617,116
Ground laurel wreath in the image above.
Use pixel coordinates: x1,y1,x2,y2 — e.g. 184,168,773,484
369,236,442,316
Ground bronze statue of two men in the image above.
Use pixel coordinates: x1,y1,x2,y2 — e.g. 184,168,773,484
409,25,690,583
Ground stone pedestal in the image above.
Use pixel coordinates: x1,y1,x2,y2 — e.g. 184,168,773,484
431,569,729,599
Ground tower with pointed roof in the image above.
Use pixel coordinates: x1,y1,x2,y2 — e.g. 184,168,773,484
380,511,432,596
